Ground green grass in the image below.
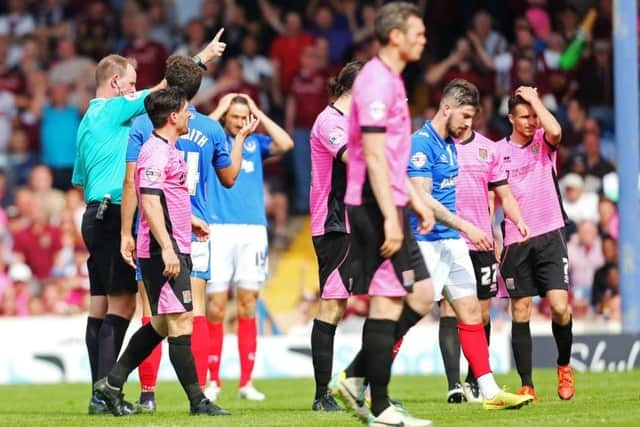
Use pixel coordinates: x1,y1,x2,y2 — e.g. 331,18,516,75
0,369,639,426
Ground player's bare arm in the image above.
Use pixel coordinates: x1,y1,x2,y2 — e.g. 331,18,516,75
363,132,402,258
216,114,260,187
406,177,435,235
241,94,293,155
515,86,562,145
209,93,237,121
191,215,209,242
493,184,530,242
141,193,180,279
411,175,492,251
120,162,138,269
194,28,227,67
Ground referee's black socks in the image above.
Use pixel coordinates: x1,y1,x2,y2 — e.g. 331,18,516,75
511,320,533,387
168,335,206,406
552,315,573,366
439,316,461,390
86,317,103,386
311,319,337,399
98,314,131,379
108,322,164,388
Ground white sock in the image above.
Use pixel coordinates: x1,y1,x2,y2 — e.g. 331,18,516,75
477,373,500,399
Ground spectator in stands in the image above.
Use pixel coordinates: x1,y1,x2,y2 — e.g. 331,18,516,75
591,235,618,318
12,195,62,282
4,263,33,316
75,0,114,61
48,37,96,88
499,55,557,115
565,118,615,192
200,0,224,41
561,173,599,224
222,2,249,57
0,35,27,97
175,19,208,58
308,3,352,66
0,169,11,208
29,165,66,222
470,10,508,61
34,0,73,42
238,34,275,110
147,0,175,50
567,220,604,318
194,58,259,113
597,196,618,239
0,88,16,154
285,45,328,213
5,128,37,189
561,98,588,151
121,13,168,90
576,39,614,131
33,82,83,191
345,2,376,45
7,186,32,233
0,0,35,39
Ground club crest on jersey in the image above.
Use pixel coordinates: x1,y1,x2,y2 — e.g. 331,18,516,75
478,148,488,161
145,167,162,181
244,139,257,153
402,269,415,288
531,142,540,155
368,100,386,121
328,129,345,145
182,290,192,304
411,151,427,168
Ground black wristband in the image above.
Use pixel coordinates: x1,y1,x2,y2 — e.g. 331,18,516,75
193,56,207,71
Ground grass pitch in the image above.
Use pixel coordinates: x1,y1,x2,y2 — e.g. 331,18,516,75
0,369,638,426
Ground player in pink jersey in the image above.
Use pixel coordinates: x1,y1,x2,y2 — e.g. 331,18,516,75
497,86,574,402
449,126,530,402
331,4,436,426
308,60,364,412
94,88,229,417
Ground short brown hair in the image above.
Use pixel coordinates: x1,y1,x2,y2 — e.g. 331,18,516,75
441,79,480,109
374,2,421,45
508,94,530,114
165,54,203,100
95,54,137,87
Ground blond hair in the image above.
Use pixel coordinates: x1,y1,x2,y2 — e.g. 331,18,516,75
95,54,138,87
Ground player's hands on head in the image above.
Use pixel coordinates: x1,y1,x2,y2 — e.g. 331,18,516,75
381,217,403,258
162,247,180,279
199,28,227,63
516,220,530,244
218,92,238,112
515,86,539,103
465,224,493,252
240,94,260,114
120,233,137,269
192,216,209,241
237,114,260,139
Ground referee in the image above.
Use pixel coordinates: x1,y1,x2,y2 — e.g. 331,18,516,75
73,30,226,415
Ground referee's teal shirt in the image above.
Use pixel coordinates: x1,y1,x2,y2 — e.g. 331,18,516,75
72,89,150,203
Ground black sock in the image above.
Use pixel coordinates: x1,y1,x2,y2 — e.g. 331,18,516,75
345,325,367,379
97,314,131,379
439,316,460,390
86,317,103,386
511,321,533,387
108,323,164,388
311,319,337,399
363,318,396,417
465,321,491,384
168,335,205,406
395,301,423,340
552,316,573,366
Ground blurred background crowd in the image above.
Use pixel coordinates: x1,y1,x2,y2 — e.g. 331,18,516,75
0,0,623,326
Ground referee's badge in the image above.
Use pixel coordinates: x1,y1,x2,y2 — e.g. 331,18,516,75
182,290,192,304
478,148,488,161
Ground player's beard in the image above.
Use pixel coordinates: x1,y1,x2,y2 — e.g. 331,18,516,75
446,116,467,139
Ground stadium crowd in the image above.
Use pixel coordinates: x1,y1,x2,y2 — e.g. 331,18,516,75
0,0,622,322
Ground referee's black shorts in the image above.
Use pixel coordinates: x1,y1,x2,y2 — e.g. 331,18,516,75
81,202,137,296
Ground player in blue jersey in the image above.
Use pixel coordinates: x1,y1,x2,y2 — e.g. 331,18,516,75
408,79,531,410
204,94,293,402
120,54,243,414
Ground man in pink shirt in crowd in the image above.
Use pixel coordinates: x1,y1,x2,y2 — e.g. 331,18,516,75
497,86,575,402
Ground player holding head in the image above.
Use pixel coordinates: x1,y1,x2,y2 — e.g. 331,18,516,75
308,60,364,411
408,79,532,410
94,87,228,416
121,50,240,411
442,98,531,403
204,94,293,402
331,3,438,426
498,86,573,401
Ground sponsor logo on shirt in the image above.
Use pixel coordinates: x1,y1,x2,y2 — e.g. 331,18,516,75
368,100,386,121
478,148,488,161
145,167,162,181
241,159,255,173
411,151,427,168
439,176,457,189
244,139,257,153
328,129,345,146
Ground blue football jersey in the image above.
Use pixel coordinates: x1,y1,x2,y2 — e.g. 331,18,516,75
127,104,230,223
209,132,272,225
408,120,460,241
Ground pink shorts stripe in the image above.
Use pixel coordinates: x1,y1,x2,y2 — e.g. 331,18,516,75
158,281,186,314
321,268,350,299
369,259,407,297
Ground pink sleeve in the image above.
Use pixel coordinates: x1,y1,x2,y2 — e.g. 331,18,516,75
489,146,508,184
354,71,394,129
138,144,168,192
321,116,348,159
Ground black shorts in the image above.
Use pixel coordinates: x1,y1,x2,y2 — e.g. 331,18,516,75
470,250,498,300
312,232,352,299
81,203,137,296
347,204,429,296
140,253,193,315
499,229,569,298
